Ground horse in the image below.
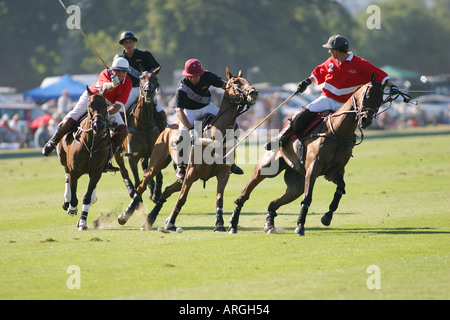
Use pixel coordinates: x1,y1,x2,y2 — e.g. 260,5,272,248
57,87,110,230
229,72,385,236
118,67,258,231
115,66,165,202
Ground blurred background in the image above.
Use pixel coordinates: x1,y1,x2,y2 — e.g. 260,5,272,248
0,0,449,149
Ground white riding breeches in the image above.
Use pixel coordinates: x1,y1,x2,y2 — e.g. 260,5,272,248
306,96,343,113
177,102,219,131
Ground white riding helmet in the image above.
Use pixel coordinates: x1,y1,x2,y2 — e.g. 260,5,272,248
111,57,130,72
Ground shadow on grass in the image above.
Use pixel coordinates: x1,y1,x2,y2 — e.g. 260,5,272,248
297,226,450,235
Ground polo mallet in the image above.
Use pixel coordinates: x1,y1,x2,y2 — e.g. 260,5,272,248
59,0,136,157
223,89,300,161
58,0,110,71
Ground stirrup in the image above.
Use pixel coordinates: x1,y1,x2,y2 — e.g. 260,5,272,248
104,161,120,173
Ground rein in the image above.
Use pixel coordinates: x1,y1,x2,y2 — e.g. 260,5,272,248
322,84,381,146
208,78,253,128
78,108,109,157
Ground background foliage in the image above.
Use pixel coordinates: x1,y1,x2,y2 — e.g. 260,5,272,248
1,0,449,91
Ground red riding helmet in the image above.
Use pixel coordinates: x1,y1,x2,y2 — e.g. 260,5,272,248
182,59,205,77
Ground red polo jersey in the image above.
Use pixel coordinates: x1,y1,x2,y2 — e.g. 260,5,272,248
311,53,389,103
89,69,132,106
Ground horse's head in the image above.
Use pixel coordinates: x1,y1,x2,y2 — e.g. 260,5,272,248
140,66,161,104
354,72,385,129
225,67,258,107
86,86,108,135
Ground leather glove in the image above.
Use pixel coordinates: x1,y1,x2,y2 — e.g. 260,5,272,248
297,78,312,94
390,85,400,95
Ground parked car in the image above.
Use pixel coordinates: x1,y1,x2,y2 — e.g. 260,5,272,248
393,94,450,125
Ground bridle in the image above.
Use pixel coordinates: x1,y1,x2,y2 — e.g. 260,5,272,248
327,83,384,146
139,71,159,104
224,77,257,116
207,77,257,130
79,95,109,156
351,83,384,125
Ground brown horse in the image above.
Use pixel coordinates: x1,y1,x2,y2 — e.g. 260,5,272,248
115,67,165,201
118,67,258,231
229,72,385,236
57,87,109,230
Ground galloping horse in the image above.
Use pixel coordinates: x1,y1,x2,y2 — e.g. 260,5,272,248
229,73,385,235
115,67,164,201
118,68,258,231
57,87,110,230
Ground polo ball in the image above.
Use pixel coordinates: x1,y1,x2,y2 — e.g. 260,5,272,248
176,227,183,233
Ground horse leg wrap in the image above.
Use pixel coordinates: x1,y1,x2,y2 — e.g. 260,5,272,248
216,207,224,225
147,199,166,225
124,179,135,198
297,203,309,227
64,182,71,203
229,202,243,228
80,210,88,221
214,207,225,232
126,193,142,215
264,211,277,232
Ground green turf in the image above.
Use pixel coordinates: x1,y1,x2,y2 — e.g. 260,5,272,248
0,126,449,300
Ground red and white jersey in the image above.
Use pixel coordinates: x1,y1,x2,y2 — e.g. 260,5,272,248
89,69,132,106
311,52,389,103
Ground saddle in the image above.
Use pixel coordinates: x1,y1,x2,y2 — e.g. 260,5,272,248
280,111,331,174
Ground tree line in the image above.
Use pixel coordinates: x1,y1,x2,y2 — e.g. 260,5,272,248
1,0,449,92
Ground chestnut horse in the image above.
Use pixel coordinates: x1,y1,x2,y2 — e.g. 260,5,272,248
115,67,164,201
118,68,258,231
57,88,109,230
229,73,385,236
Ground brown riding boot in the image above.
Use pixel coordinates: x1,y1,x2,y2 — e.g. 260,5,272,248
264,108,312,150
42,118,78,156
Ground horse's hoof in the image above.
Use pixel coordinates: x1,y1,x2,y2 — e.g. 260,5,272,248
77,219,87,231
62,202,69,211
264,223,275,233
266,227,277,234
321,214,332,226
228,227,238,234
214,225,226,232
295,225,305,236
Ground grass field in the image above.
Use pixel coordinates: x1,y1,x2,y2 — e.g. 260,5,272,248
0,126,449,300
